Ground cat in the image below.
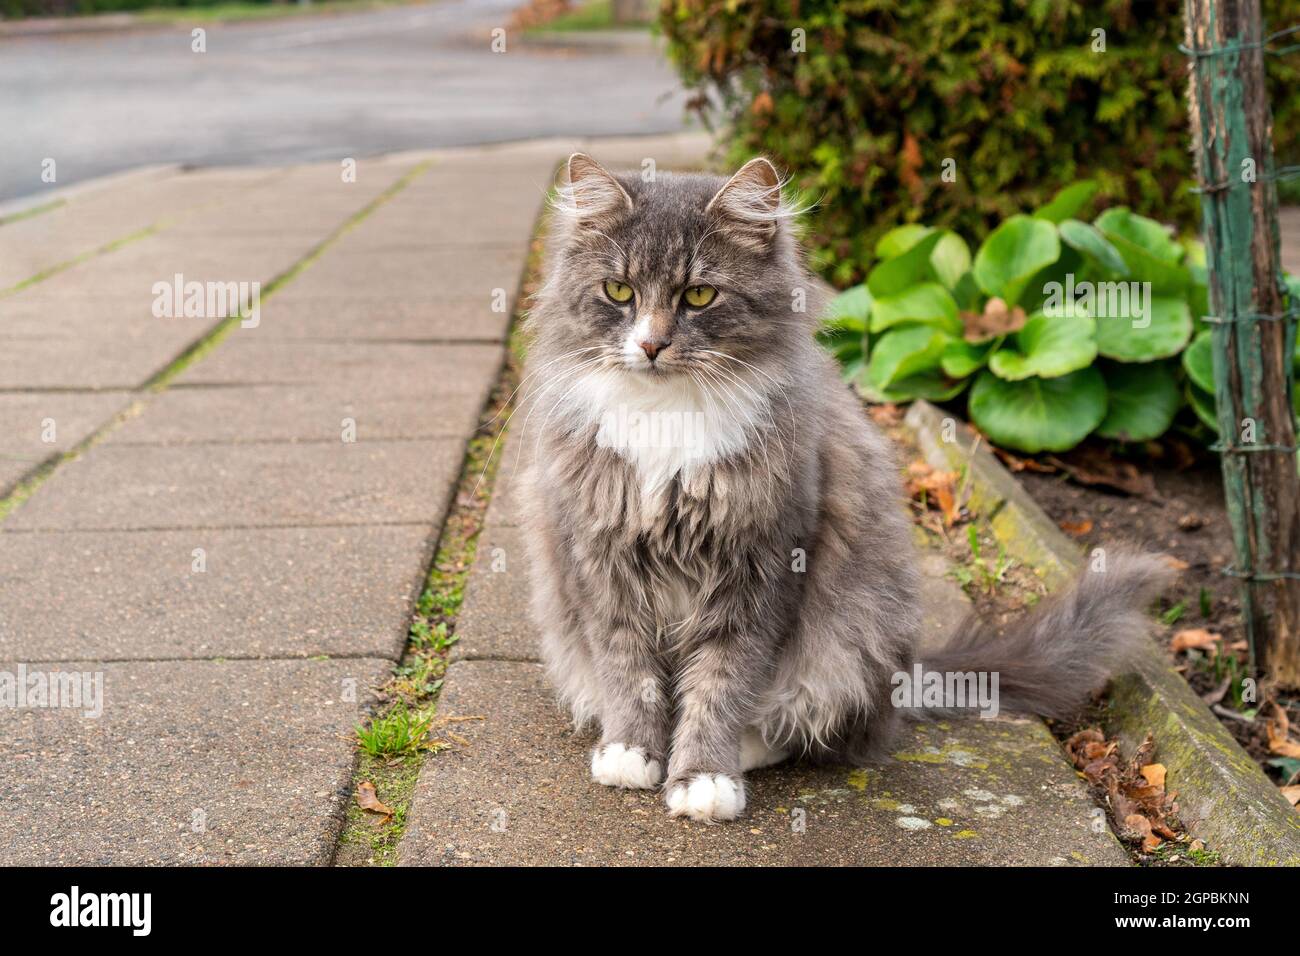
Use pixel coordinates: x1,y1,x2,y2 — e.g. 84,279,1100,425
516,153,1170,823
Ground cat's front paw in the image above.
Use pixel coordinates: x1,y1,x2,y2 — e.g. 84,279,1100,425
664,772,746,822
591,742,664,789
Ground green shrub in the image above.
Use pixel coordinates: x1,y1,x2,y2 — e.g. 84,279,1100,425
818,181,1300,453
660,0,1300,286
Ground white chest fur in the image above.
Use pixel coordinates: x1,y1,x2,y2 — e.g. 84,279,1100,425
561,367,767,500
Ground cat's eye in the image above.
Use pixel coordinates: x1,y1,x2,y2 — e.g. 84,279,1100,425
604,280,634,303
683,285,717,308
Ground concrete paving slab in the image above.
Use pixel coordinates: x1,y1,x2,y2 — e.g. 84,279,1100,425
0,657,391,865
0,525,432,661
0,391,134,493
252,294,513,342
174,339,503,390
449,525,537,663
275,247,528,300
2,439,463,532
107,383,483,445
0,321,211,390
398,660,1127,866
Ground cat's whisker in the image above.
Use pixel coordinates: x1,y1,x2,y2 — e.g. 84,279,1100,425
469,348,609,499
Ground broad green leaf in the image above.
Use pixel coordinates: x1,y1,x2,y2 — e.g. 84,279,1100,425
1096,361,1182,442
941,336,1003,378
930,233,972,290
968,367,1108,454
867,231,944,298
866,325,950,390
1182,330,1215,393
1094,208,1184,262
1058,219,1128,276
1033,181,1098,224
1094,296,1192,361
950,271,982,312
972,215,1061,305
869,282,960,334
822,284,872,331
860,370,968,403
989,311,1097,381
875,224,933,260
1094,208,1189,295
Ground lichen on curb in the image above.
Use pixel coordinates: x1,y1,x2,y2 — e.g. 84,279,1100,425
902,399,1300,866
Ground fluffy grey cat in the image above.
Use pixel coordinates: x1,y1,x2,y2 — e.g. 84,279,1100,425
517,153,1169,823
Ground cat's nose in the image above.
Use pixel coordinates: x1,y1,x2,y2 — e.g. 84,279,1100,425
639,338,670,361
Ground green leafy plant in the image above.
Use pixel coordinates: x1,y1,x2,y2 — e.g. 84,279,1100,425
818,182,1300,454
356,701,435,758
660,0,1300,286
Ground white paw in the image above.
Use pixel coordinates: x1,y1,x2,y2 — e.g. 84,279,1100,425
665,773,746,822
591,742,663,789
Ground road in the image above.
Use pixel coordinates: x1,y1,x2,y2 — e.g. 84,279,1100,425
0,0,691,201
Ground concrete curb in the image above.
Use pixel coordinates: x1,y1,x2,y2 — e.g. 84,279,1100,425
902,399,1300,866
519,29,660,54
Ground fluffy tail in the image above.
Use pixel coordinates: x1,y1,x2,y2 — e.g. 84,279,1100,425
915,551,1173,720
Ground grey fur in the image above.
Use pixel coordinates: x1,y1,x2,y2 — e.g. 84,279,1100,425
515,154,1171,822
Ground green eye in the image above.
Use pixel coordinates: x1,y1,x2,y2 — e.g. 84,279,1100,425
684,285,717,308
604,280,634,303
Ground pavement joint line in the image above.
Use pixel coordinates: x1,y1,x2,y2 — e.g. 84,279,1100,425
140,159,435,392
0,224,160,299
106,434,473,447
0,166,294,299
0,159,435,526
7,652,405,665
0,197,67,226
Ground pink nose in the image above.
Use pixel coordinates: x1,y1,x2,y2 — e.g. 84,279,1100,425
640,339,669,361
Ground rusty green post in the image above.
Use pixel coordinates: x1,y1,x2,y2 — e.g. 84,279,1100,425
1185,0,1300,685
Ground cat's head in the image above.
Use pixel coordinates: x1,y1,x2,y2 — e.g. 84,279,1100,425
535,153,816,379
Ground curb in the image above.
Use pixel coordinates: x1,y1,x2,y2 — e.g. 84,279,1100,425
902,399,1300,866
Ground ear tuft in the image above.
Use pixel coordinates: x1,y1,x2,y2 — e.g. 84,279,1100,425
558,153,633,224
705,157,788,250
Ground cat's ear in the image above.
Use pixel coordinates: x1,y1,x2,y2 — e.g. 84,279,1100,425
706,157,785,251
562,153,633,224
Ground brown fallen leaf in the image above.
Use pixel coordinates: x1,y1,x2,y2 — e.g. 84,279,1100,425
1171,628,1222,654
1140,763,1167,789
1059,518,1094,537
905,461,962,527
1281,786,1300,807
750,90,774,116
962,296,1027,343
1177,513,1206,532
1267,707,1300,758
1123,813,1162,853
1164,555,1191,572
992,446,1058,474
355,781,394,824
1046,447,1157,498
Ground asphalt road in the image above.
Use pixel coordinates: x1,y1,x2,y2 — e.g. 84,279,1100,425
0,0,691,201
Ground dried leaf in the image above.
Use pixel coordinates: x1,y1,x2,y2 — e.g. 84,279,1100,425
962,296,1027,343
1267,709,1300,759
1280,785,1300,807
1046,448,1157,498
1140,764,1167,789
905,462,962,527
1123,813,1162,852
1059,518,1094,537
750,91,774,116
1170,628,1221,654
355,781,394,824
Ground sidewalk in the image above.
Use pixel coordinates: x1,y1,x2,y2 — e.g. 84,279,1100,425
6,135,1267,866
